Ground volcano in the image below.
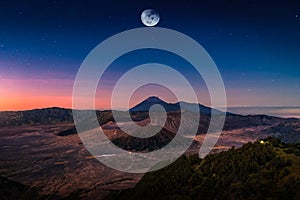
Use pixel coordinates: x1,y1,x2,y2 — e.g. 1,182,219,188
129,96,220,115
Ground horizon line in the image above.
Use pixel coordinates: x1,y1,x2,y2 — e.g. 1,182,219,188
1,105,300,112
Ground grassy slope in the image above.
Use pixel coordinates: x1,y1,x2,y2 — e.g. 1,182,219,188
107,138,300,200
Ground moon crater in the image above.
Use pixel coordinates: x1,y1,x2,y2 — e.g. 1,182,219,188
141,9,160,27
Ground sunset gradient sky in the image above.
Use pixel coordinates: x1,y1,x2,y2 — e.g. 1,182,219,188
0,0,300,111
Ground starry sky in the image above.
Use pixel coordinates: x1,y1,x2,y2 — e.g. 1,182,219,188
0,0,300,110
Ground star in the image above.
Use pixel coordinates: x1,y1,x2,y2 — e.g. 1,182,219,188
296,14,299,18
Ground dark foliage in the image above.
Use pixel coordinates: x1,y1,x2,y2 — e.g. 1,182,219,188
108,138,300,200
0,176,38,200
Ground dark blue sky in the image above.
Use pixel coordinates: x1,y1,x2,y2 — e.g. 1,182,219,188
0,0,300,110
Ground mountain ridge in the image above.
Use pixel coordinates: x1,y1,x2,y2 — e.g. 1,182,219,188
129,96,225,115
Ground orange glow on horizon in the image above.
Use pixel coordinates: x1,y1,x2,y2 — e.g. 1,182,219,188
0,77,74,111
0,95,116,111
0,96,72,111
2,75,295,111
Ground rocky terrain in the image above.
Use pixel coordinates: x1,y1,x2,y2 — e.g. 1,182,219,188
0,124,142,199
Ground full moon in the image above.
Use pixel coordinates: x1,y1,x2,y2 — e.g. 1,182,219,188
141,9,160,27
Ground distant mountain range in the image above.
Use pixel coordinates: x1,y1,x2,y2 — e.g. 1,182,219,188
1,97,300,145
129,96,224,115
0,97,226,127
0,107,73,127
